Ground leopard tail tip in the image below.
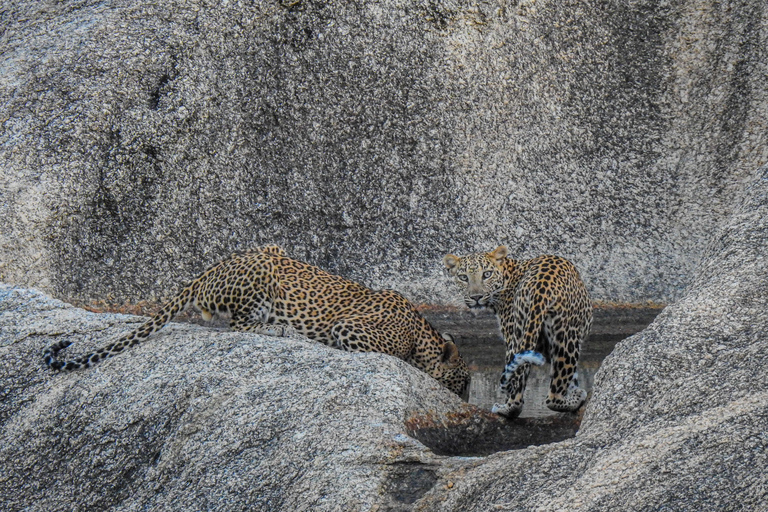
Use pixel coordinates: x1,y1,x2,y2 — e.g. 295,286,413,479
42,340,73,371
515,350,546,366
503,350,546,375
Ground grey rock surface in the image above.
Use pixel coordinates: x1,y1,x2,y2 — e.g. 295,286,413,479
2,0,767,307
0,283,466,511
2,166,766,511
415,165,768,511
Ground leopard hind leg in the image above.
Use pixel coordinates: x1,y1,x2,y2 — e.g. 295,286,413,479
544,323,586,413
491,350,545,418
492,301,548,418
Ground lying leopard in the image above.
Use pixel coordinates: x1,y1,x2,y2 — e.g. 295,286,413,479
44,245,470,396
443,246,591,417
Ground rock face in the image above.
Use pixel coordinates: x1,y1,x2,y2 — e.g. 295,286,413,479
2,0,767,307
3,1,768,509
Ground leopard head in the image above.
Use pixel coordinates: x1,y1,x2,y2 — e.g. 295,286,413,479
431,333,470,397
443,246,508,309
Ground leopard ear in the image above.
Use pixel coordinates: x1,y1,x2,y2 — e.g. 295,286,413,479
441,332,454,343
443,254,460,273
441,340,462,366
489,246,508,264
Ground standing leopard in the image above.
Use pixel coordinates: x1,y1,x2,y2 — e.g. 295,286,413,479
443,246,591,417
44,245,470,396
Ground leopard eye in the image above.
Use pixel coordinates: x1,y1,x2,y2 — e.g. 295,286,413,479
482,271,493,279
458,274,469,282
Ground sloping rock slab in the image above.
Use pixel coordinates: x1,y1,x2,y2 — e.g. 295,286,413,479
0,285,471,511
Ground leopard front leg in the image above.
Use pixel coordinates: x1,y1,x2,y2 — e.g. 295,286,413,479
545,329,586,413
329,316,412,359
230,305,297,337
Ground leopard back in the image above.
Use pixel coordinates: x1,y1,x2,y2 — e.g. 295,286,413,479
44,245,470,396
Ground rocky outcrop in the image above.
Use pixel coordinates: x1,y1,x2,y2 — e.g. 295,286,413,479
416,166,768,511
2,166,766,511
2,0,766,307
2,1,767,509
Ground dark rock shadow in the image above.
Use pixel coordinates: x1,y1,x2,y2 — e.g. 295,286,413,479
405,404,582,457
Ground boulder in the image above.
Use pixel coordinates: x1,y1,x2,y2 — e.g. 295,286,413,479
415,166,768,510
0,285,466,510
3,0,768,508
2,166,766,510
2,0,767,306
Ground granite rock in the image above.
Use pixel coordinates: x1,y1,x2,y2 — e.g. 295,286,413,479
0,284,465,511
3,2,768,508
2,167,766,511
2,0,767,307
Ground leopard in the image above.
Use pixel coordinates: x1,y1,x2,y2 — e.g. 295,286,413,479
443,245,592,417
44,245,470,396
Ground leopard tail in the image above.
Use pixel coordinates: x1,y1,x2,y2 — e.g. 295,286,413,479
499,350,546,385
43,285,197,371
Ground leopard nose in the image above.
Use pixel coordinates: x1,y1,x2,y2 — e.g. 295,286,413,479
469,294,483,303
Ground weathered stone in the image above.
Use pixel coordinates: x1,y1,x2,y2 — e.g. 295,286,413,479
2,167,766,511
2,0,768,510
2,0,767,307
415,166,768,511
0,284,466,510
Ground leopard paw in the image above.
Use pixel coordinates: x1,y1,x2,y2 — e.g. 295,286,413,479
276,324,298,337
491,402,523,419
546,386,587,413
